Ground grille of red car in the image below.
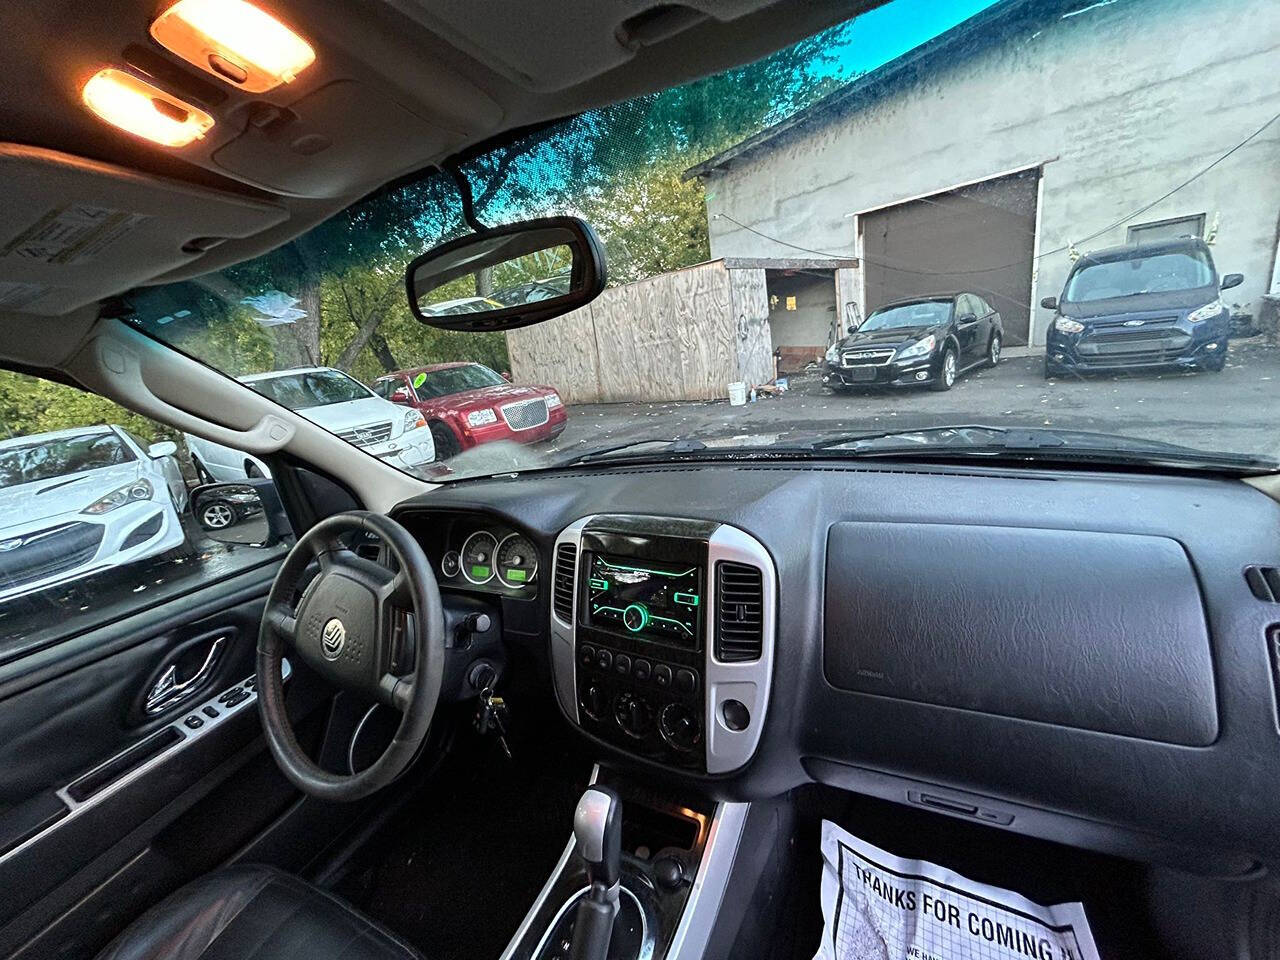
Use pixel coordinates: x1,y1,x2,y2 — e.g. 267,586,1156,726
500,397,550,431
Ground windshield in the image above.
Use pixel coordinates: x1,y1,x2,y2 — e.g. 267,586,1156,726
0,432,133,488
1063,251,1216,302
244,370,374,410
410,365,508,399
860,302,953,332
127,0,1280,479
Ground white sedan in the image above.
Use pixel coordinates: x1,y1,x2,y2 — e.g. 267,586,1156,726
185,366,437,482
0,425,189,602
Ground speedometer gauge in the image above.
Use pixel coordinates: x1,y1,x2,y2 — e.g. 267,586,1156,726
460,530,498,585
496,533,538,588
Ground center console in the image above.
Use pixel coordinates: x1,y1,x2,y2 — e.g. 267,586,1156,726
549,515,775,775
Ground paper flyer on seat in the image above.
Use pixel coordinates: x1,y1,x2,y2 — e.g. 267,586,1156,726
813,821,1101,960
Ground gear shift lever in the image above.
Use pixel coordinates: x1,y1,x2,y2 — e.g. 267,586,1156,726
567,786,622,960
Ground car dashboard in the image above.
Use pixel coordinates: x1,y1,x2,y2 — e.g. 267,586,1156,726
389,458,1280,877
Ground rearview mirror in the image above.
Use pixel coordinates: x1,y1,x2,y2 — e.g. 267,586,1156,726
406,216,606,332
1221,273,1244,291
1040,296,1059,311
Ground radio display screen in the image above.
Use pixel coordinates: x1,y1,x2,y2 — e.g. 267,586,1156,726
583,553,702,647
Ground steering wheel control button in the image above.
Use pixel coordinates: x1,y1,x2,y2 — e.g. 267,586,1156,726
721,699,751,732
632,659,652,682
596,649,613,670
614,654,632,675
653,664,672,688
579,644,596,667
184,715,203,729
675,668,697,694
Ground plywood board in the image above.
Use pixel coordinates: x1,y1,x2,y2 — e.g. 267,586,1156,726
506,299,601,403
730,267,774,387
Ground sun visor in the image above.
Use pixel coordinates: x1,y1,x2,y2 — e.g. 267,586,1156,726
0,144,287,316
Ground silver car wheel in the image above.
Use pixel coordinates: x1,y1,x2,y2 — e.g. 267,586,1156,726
202,503,234,529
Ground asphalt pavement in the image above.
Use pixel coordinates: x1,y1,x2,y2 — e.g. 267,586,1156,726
544,337,1280,464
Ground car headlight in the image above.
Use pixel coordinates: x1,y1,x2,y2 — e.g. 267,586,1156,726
545,392,563,409
403,409,426,431
1187,299,1224,323
825,343,840,363
1054,317,1085,334
894,334,937,361
83,478,153,515
466,408,498,427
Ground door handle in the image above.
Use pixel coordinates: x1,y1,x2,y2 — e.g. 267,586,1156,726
145,636,225,715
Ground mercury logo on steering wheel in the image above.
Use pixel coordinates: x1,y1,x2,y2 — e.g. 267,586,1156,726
321,617,347,660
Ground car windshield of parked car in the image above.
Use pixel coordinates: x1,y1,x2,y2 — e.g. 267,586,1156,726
120,0,1280,479
860,302,953,332
1064,251,1217,302
244,371,374,410
0,432,134,489
412,366,508,399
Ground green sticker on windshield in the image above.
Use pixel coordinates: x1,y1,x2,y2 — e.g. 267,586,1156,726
413,372,427,389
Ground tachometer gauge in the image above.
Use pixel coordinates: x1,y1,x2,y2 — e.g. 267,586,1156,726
440,550,461,579
496,533,538,588
460,530,498,585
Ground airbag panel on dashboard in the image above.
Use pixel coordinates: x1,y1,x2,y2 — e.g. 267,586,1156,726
823,522,1217,745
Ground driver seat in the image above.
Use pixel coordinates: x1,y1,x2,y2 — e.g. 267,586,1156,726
95,865,423,960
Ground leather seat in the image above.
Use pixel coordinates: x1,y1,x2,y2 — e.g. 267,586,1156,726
96,865,423,960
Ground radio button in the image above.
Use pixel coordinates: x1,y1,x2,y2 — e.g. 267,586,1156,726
614,654,632,675
633,659,652,682
596,649,613,670
675,668,698,694
653,664,672,688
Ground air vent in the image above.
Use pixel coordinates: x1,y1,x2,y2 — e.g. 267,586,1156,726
553,542,577,623
716,561,764,662
1246,566,1280,602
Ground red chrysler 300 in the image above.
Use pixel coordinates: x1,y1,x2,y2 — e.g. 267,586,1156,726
372,363,567,459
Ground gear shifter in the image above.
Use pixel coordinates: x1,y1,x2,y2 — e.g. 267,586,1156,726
567,786,622,960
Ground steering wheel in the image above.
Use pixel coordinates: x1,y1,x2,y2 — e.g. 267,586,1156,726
257,512,444,802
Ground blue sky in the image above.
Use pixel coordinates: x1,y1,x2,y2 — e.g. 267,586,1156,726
827,0,1003,82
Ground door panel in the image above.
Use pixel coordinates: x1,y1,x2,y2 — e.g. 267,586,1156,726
0,567,289,959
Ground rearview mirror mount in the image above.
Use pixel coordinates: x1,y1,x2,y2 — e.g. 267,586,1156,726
406,216,606,332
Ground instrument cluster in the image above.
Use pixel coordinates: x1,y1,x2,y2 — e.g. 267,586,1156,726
434,518,540,598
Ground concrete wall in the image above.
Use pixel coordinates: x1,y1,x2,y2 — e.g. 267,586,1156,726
700,0,1280,346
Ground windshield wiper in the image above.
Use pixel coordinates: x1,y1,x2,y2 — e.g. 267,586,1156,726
555,437,707,467
808,424,1275,471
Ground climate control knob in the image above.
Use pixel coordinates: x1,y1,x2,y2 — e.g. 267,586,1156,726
614,693,653,738
581,684,608,721
659,703,702,753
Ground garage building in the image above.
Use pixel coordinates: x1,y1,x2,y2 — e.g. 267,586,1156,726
685,0,1280,348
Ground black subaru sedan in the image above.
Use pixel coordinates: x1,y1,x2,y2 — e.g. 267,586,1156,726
822,292,1003,392
1043,237,1242,378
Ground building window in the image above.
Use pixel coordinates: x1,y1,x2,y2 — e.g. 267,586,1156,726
1127,214,1205,244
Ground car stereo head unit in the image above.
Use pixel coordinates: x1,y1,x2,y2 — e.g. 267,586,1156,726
581,553,702,649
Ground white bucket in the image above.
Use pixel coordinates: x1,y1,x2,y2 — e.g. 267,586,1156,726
727,381,748,406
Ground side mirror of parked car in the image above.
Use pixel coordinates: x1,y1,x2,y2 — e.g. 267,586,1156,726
389,388,412,404
406,216,606,332
956,312,977,324
148,440,178,458
1040,296,1059,310
1221,273,1244,291
191,479,289,547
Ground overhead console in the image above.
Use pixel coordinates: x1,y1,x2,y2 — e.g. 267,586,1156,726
549,515,776,775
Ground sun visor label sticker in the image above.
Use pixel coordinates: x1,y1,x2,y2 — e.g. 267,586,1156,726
0,280,51,309
813,822,1101,960
0,205,149,265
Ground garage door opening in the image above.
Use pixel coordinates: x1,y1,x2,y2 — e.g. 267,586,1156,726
857,167,1040,346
